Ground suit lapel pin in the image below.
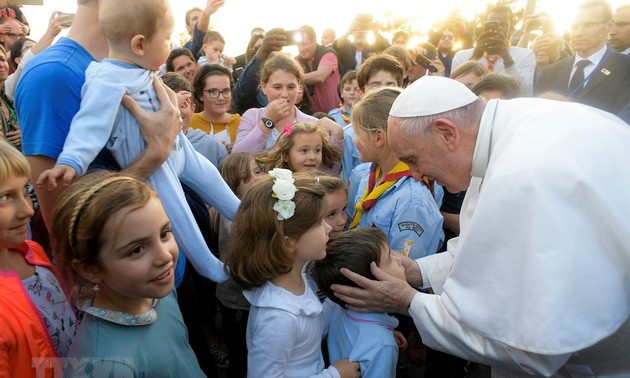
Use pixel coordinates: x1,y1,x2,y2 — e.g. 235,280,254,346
601,68,611,75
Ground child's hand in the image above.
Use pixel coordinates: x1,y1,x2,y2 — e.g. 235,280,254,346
394,330,408,352
317,117,344,140
265,98,292,122
175,91,191,108
36,165,77,191
223,56,237,69
205,49,222,64
333,358,361,378
222,141,233,153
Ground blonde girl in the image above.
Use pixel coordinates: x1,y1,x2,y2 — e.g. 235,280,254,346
0,140,76,377
53,172,205,377
225,169,360,378
349,87,444,259
256,122,341,173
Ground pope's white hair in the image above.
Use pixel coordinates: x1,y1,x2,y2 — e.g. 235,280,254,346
392,97,486,142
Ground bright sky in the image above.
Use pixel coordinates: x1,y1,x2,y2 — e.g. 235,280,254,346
19,0,629,57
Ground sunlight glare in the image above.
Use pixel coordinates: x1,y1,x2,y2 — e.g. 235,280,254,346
17,0,630,58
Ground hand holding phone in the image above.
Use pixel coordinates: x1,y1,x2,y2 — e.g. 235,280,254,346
283,30,303,45
58,12,75,28
416,54,438,73
355,13,373,24
484,21,499,32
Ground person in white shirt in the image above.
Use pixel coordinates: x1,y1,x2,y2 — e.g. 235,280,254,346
452,5,535,96
332,75,630,377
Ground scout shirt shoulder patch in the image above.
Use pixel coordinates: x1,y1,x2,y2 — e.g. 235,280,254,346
398,221,423,237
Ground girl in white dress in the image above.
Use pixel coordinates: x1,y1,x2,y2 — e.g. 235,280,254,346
225,169,360,378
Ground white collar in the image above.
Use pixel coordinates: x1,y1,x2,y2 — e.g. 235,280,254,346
574,44,608,66
470,99,504,179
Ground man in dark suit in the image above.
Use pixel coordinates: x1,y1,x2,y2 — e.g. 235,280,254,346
535,0,630,123
609,4,630,54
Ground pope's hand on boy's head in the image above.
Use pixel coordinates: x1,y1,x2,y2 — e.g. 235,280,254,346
332,262,418,316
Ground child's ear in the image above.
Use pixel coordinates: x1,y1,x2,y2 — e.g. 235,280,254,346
130,34,147,57
284,236,297,252
373,128,387,147
71,259,103,284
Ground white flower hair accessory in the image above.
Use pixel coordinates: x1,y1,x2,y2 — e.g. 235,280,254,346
269,168,298,220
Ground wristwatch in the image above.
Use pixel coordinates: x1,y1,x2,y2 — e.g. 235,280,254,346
261,117,275,129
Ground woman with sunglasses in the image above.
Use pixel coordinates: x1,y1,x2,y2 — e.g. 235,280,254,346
191,64,240,152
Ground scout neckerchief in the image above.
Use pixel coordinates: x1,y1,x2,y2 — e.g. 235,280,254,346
483,52,500,72
340,105,351,125
349,162,413,229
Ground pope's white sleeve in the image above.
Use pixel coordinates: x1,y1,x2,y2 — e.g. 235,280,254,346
409,292,573,376
416,237,458,294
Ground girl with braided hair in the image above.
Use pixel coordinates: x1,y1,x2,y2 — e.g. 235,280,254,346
52,171,205,377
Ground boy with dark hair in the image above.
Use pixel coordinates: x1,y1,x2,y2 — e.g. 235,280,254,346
310,227,405,378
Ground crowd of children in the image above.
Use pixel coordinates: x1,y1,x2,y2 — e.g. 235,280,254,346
1,0,450,377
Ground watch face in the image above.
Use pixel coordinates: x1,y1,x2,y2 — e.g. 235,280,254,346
264,119,274,128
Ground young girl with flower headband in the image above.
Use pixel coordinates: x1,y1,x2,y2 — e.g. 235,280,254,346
348,87,444,259
52,172,205,377
256,122,342,174
0,140,77,377
225,168,360,378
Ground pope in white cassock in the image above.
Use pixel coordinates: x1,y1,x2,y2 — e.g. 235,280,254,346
332,76,630,377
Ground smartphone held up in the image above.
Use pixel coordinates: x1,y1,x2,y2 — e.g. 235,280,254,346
284,29,304,45
484,21,499,32
58,12,75,28
416,54,438,73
